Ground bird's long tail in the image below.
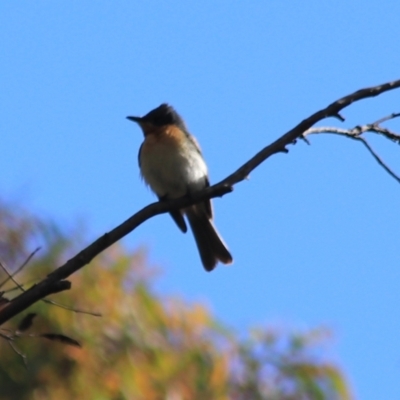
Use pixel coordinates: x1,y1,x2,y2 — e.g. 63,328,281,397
186,206,233,272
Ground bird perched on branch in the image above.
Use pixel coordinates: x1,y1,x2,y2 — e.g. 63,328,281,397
127,104,233,271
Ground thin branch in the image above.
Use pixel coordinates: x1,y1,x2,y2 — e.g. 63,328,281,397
358,137,400,183
0,261,26,293
3,279,39,293
7,340,28,368
0,330,12,340
372,112,400,126
0,259,100,317
0,79,399,326
0,248,41,289
42,299,102,317
303,113,400,182
305,112,400,142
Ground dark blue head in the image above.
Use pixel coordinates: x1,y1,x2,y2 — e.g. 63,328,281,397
127,104,188,132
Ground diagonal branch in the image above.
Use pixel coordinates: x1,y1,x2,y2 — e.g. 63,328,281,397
0,248,41,289
0,79,399,326
358,137,400,183
220,80,400,186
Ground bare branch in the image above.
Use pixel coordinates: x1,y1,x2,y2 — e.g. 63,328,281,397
0,79,399,326
42,299,102,317
0,248,41,289
0,330,12,340
0,260,28,301
303,113,400,182
305,112,400,143
372,112,400,126
7,340,28,368
358,137,400,183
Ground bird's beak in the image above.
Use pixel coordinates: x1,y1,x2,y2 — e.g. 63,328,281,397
126,116,142,123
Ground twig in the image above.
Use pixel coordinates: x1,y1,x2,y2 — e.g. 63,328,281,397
7,340,28,368
372,112,400,126
0,248,41,289
0,259,101,317
303,113,400,182
0,261,26,293
0,329,28,368
358,137,400,183
0,330,12,340
42,299,102,316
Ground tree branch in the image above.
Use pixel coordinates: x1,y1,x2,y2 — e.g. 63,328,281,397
0,79,399,326
220,80,400,186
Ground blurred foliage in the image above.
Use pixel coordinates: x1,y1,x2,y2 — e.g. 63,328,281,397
0,199,353,399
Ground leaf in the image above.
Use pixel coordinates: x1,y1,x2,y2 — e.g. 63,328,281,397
40,333,81,347
18,313,37,332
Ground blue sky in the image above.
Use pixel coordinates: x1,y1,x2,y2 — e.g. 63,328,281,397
1,2,400,398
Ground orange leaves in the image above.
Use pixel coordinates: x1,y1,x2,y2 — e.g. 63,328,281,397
0,200,351,400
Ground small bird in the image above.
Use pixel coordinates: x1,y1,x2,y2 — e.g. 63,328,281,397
127,104,233,271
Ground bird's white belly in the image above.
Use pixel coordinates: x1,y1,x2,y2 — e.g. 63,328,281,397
140,141,208,198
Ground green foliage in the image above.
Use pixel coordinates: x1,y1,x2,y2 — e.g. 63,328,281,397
0,200,352,399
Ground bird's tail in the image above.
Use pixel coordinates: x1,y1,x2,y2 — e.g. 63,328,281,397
186,206,233,272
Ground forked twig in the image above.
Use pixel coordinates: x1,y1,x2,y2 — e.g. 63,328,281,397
0,248,41,289
303,112,400,182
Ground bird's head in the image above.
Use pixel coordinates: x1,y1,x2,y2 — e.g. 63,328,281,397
127,103,187,135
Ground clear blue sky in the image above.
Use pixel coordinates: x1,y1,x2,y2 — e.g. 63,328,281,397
1,2,400,398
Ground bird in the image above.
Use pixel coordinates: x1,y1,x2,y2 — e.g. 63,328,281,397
127,103,233,272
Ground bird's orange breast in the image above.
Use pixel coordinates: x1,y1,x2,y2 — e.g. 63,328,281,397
140,124,187,154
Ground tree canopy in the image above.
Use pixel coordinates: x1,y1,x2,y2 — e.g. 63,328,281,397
0,199,351,399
